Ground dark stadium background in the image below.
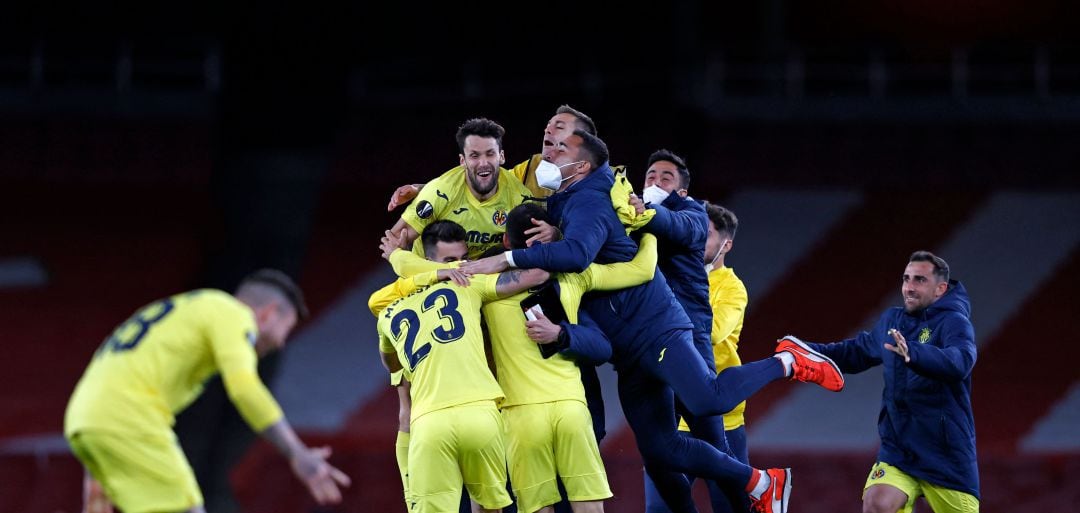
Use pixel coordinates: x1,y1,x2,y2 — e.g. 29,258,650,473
2,2,1078,512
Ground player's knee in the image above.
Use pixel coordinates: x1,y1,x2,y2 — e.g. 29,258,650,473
862,491,905,513
679,394,725,418
570,499,604,513
638,435,687,464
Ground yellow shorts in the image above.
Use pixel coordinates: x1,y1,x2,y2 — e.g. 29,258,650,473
502,401,611,513
67,430,202,513
863,461,979,513
409,401,511,513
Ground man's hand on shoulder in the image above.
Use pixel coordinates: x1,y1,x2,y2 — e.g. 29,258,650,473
460,254,510,275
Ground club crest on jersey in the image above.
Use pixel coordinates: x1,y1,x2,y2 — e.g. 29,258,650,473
871,468,885,480
918,327,932,343
416,200,434,219
492,209,508,226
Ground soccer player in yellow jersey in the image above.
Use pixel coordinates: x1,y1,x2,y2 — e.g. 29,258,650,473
369,221,474,512
385,106,641,249
374,220,550,513
390,117,533,260
386,105,598,210
701,202,750,465
64,269,350,513
492,203,661,513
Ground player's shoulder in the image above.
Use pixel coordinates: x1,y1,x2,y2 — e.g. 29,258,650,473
183,289,248,317
711,268,748,297
427,166,466,191
498,167,531,197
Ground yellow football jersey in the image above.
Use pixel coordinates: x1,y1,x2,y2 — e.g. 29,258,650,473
65,290,283,436
709,266,748,430
482,234,658,407
401,166,533,260
377,275,504,422
509,154,551,199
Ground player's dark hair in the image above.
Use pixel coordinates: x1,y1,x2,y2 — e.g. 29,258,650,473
556,105,597,135
909,251,950,283
421,220,467,259
703,201,738,239
572,129,609,171
455,118,505,153
506,202,551,250
238,269,310,321
647,149,691,190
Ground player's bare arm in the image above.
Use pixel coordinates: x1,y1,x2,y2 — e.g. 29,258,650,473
494,268,550,296
261,420,352,505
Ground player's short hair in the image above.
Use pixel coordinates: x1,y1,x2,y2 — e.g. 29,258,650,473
421,220,467,258
703,201,738,239
455,118,505,154
238,269,309,321
505,202,551,250
556,105,597,135
909,251,950,283
647,149,691,190
572,129,609,170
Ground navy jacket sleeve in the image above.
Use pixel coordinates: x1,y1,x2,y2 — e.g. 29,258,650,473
644,199,707,250
905,312,977,382
559,311,612,365
807,313,889,374
510,198,610,273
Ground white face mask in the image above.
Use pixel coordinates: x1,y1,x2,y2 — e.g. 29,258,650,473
641,184,671,206
536,160,585,191
705,239,728,272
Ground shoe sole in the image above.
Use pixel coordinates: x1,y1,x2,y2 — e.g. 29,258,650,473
778,337,845,390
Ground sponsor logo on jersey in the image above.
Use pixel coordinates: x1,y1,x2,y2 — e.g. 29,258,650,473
416,200,434,219
435,190,449,201
453,207,469,215
658,347,668,362
918,327,932,343
492,209,508,226
466,231,502,244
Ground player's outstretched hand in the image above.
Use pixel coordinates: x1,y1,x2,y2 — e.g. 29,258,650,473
291,446,351,505
387,184,421,212
460,254,510,275
525,309,561,344
885,328,911,363
525,218,560,247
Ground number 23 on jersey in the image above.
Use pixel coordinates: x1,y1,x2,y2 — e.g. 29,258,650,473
389,289,466,370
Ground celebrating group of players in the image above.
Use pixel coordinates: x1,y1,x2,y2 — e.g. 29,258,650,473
367,106,849,513
62,103,980,513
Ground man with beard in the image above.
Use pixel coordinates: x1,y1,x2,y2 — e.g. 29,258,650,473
778,251,979,513
386,105,597,209
391,117,532,260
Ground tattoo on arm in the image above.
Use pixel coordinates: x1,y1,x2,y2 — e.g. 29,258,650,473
497,270,523,287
